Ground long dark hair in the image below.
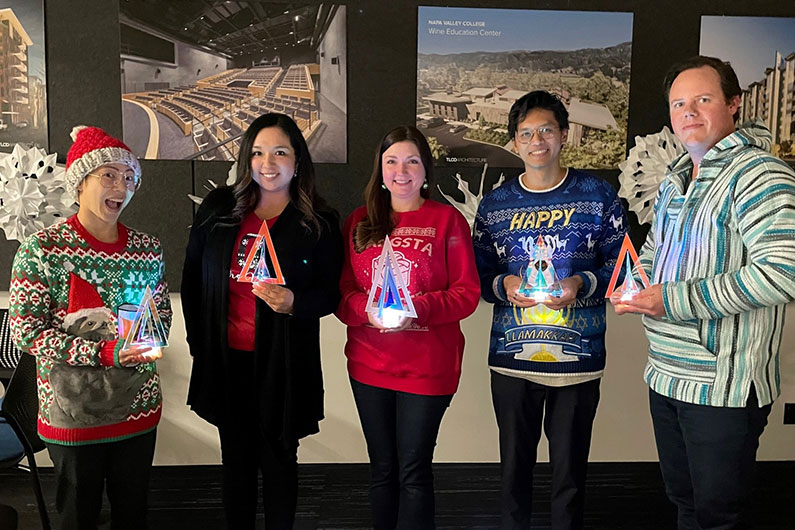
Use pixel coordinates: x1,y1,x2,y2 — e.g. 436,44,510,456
353,125,433,253
232,113,330,234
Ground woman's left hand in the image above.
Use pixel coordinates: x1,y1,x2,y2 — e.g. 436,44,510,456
252,282,295,314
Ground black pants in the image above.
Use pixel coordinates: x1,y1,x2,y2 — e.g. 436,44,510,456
649,387,771,530
219,349,298,530
491,371,600,530
217,424,298,530
46,429,156,530
350,378,453,530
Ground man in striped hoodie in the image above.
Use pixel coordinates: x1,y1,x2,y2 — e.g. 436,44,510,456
613,56,795,529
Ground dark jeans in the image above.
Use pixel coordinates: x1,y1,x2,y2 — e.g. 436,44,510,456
491,371,601,530
649,387,771,530
350,378,453,530
46,429,157,530
219,349,298,530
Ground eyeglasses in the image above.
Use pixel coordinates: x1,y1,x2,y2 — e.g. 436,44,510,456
515,126,558,144
88,168,141,191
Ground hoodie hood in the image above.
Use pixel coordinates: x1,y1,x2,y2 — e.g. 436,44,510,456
666,120,772,185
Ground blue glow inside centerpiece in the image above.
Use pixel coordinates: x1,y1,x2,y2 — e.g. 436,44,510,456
619,257,642,301
251,240,274,283
376,255,406,328
365,236,418,328
518,235,562,303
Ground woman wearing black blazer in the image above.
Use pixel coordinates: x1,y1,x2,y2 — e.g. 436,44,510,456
181,113,343,530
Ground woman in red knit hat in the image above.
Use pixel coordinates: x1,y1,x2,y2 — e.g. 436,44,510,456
337,125,480,530
9,125,171,529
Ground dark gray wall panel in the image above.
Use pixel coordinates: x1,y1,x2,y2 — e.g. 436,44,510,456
123,160,193,292
192,160,234,202
46,0,123,155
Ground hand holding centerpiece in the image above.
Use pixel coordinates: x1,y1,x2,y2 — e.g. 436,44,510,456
365,236,417,328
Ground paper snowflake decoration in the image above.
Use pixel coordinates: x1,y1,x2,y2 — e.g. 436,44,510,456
618,126,685,225
0,144,77,242
187,162,238,206
438,163,505,230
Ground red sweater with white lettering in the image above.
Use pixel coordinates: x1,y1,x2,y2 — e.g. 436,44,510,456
336,200,480,395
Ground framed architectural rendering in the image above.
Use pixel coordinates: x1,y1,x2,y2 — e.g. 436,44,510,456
417,6,633,169
701,16,795,162
0,1,48,152
120,1,347,163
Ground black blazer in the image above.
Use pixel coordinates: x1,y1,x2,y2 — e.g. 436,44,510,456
181,187,343,443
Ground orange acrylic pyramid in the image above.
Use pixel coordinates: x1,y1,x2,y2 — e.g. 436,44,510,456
238,220,285,284
605,233,651,299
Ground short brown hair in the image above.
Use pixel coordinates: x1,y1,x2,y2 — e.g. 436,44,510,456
663,56,742,121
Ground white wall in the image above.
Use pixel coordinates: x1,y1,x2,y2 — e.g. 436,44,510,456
317,6,347,114
1,293,792,467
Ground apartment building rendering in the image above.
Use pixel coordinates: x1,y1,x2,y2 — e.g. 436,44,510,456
739,51,795,157
0,7,46,142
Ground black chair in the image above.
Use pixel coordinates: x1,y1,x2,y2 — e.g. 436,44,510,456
0,308,23,386
0,352,51,529
0,503,19,530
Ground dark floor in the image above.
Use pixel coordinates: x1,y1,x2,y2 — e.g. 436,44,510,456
1,462,792,529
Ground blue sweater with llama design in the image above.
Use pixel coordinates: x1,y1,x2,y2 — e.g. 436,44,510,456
473,169,626,378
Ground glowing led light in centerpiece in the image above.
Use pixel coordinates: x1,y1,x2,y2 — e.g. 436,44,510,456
365,236,417,328
518,235,562,303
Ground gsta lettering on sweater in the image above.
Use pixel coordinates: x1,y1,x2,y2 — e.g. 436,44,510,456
390,236,433,256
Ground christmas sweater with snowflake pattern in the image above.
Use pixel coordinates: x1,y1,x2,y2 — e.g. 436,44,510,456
473,170,626,379
9,215,171,445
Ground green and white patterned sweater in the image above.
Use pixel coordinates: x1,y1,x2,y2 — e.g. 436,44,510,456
639,123,795,407
9,215,171,445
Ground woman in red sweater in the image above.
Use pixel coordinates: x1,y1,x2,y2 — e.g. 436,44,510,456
337,126,480,529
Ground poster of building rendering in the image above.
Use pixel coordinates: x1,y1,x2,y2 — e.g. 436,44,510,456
700,16,795,161
0,1,47,152
120,1,347,163
417,7,632,169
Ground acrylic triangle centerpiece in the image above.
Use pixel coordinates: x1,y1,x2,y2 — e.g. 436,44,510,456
605,233,651,301
518,235,563,303
121,285,169,351
238,220,285,284
365,236,417,328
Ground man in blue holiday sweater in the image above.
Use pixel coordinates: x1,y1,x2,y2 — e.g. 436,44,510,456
473,91,627,530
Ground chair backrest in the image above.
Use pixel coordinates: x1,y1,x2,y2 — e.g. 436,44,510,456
0,309,23,383
0,353,44,454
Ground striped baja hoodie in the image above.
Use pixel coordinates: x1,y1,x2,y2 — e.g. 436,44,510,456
639,122,795,407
